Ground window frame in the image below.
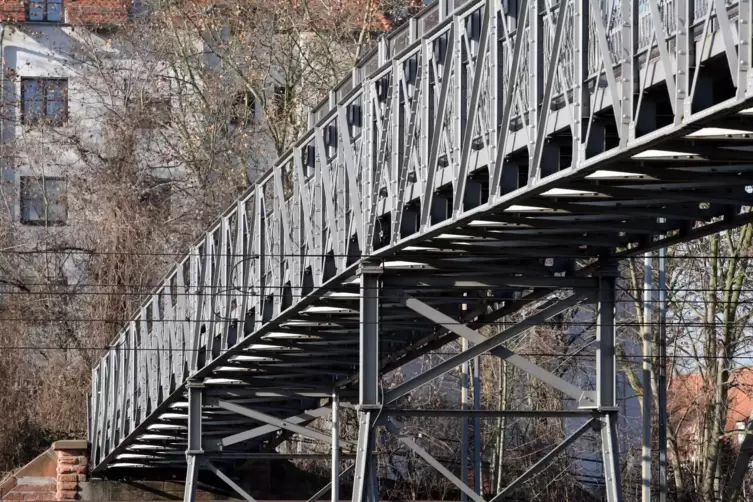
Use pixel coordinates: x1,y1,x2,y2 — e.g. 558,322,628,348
125,90,172,129
21,77,68,126
26,0,64,22
229,91,256,126
19,175,68,226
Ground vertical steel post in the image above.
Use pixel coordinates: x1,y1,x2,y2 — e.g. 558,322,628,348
596,265,623,502
331,391,340,502
573,0,589,166
676,0,690,122
359,262,381,409
473,357,481,494
529,0,542,173
622,0,639,143
658,249,668,502
642,253,653,502
596,267,617,410
461,339,470,501
352,262,382,502
184,381,204,502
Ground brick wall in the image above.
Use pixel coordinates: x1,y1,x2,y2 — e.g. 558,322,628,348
67,0,128,25
0,0,24,22
54,441,88,501
0,477,58,501
0,0,128,24
0,441,88,501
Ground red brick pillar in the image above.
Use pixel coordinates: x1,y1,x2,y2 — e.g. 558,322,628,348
53,441,88,501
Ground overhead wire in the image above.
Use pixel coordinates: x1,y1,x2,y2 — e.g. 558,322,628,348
2,248,753,259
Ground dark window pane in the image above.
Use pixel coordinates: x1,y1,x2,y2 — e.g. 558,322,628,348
21,78,67,125
22,79,42,124
20,176,66,224
47,100,65,122
48,79,65,94
46,0,62,21
24,98,44,123
28,1,44,20
230,91,256,125
20,177,45,222
143,97,171,126
45,178,66,222
22,79,41,99
48,80,67,123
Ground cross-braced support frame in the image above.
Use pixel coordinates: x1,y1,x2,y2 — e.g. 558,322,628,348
375,265,625,501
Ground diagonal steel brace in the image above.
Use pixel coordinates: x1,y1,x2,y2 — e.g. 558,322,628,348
387,292,590,402
205,460,258,502
490,419,596,501
218,401,355,448
386,419,484,502
402,295,594,405
220,405,331,446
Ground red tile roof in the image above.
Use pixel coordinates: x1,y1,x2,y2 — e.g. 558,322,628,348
669,367,753,459
0,0,412,30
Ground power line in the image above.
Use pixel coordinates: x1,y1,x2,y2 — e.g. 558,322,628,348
4,288,753,299
3,248,753,259
0,318,750,326
1,345,752,363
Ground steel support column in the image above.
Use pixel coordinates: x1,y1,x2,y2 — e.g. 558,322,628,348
184,382,204,502
352,262,382,502
473,356,481,495
658,248,668,502
331,391,340,502
461,339,470,502
642,253,654,501
596,265,623,502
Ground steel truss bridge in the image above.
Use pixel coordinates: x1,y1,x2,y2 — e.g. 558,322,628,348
89,0,753,500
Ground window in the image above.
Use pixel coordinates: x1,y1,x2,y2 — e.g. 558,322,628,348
21,78,67,126
143,96,171,125
230,91,255,126
127,94,171,128
138,178,171,213
27,0,63,22
273,85,294,121
20,176,67,225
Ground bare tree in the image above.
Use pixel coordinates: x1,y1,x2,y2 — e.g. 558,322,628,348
620,221,753,501
0,0,413,475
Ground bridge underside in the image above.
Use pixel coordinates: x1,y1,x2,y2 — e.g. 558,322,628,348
89,0,753,500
